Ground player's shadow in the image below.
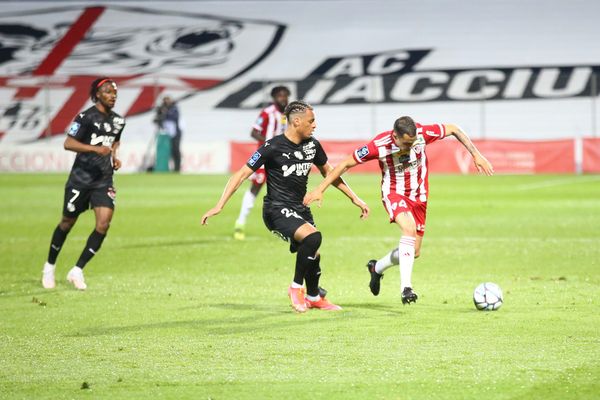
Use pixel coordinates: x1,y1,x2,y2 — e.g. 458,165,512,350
341,302,407,315
67,303,339,337
116,238,217,249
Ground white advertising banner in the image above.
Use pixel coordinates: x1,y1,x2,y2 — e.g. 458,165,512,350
0,1,599,172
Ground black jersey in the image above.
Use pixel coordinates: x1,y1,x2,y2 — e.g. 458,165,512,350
247,134,328,205
66,106,126,189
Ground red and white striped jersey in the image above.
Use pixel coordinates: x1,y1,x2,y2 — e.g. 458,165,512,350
252,104,287,144
352,123,447,202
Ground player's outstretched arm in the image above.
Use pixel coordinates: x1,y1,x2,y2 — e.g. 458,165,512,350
444,124,494,176
315,162,369,219
64,136,111,156
304,155,359,206
201,165,254,225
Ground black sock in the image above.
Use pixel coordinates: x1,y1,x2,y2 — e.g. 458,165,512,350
293,232,322,287
75,230,106,269
47,225,69,264
305,254,321,297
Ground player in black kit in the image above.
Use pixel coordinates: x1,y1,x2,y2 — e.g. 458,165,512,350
202,101,369,312
41,77,126,290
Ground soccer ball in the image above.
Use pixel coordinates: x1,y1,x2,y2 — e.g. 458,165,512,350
473,282,503,311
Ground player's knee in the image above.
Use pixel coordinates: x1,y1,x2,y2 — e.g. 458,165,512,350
59,216,77,232
302,231,322,254
401,226,417,237
96,220,111,234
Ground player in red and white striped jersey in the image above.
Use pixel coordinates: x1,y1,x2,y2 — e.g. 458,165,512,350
234,86,290,240
304,116,493,304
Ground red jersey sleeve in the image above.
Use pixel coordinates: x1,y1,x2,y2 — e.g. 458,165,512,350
419,123,446,144
352,139,379,164
251,111,269,138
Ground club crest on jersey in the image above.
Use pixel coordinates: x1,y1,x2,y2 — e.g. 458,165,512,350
356,145,369,159
248,151,261,166
294,151,304,160
68,122,80,136
103,122,112,132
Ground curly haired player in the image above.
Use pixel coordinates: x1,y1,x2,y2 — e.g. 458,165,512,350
41,77,126,290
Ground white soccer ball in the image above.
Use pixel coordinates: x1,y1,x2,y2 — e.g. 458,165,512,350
473,282,503,311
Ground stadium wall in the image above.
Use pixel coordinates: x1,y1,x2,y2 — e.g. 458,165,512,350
0,1,599,173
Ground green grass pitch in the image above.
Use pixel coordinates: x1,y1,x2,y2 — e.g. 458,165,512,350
0,173,599,399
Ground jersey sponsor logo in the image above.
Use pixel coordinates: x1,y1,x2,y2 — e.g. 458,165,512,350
282,162,312,177
0,5,285,141
395,158,422,173
68,122,81,136
248,151,261,166
219,48,600,108
90,133,115,147
356,145,369,159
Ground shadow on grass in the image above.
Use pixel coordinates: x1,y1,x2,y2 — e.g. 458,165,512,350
115,238,219,249
66,302,339,338
341,302,407,315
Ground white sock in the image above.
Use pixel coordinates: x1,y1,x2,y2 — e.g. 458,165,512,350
374,248,399,274
399,236,416,289
306,294,320,301
236,189,257,225
291,281,303,289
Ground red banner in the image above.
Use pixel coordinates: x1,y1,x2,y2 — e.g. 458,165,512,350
231,138,577,174
583,138,600,173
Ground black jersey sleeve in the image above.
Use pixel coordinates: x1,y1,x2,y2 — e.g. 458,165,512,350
313,139,328,166
115,122,126,142
66,112,91,142
246,140,274,171
113,115,126,142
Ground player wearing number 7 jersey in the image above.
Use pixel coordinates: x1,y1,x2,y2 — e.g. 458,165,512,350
304,116,493,304
41,77,126,290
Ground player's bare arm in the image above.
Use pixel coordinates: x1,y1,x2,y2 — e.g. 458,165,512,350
250,128,263,142
64,135,112,156
111,141,122,170
201,165,255,225
304,155,358,206
444,124,494,176
316,163,369,219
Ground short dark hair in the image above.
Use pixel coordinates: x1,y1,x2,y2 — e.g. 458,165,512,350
284,100,313,120
271,85,290,98
89,77,114,102
393,116,417,137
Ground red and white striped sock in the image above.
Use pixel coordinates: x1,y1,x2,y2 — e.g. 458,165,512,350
399,236,416,290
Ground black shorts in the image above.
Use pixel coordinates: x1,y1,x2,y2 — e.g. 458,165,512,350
262,200,315,253
62,185,116,217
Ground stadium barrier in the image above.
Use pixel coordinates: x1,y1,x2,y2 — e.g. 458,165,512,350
231,138,600,174
2,138,599,174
